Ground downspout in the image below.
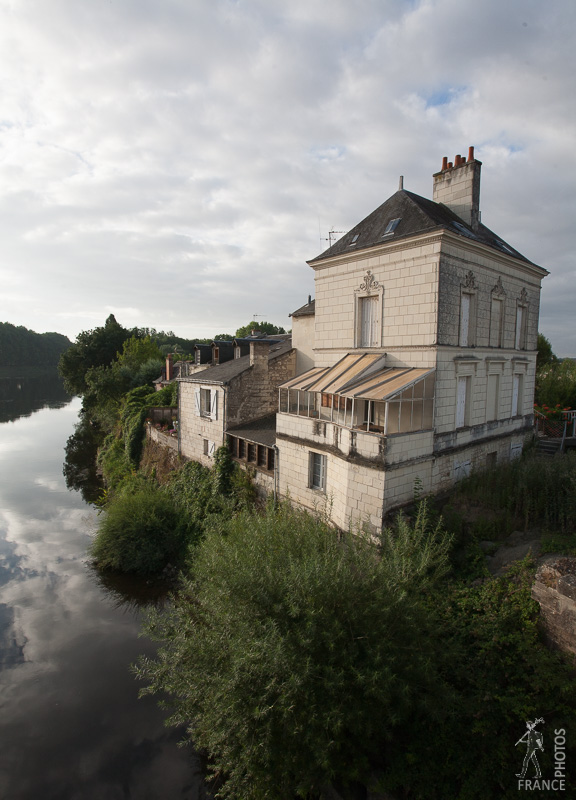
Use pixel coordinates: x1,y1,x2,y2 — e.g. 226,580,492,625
273,444,279,506
222,384,227,449
177,380,181,456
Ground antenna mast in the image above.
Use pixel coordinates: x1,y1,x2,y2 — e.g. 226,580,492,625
323,227,345,247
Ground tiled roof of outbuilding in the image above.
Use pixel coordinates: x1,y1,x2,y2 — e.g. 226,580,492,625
308,189,534,265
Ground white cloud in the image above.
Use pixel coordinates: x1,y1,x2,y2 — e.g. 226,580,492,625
0,0,574,352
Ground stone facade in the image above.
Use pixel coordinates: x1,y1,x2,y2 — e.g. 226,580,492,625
179,340,295,468
276,149,548,531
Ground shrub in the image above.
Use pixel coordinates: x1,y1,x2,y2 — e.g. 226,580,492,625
456,451,576,532
136,502,452,798
385,559,576,799
90,484,187,575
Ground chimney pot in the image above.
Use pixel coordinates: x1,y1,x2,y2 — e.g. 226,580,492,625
468,145,475,162
442,156,448,170
308,295,311,304
448,161,453,169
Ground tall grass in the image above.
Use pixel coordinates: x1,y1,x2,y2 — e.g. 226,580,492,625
456,451,576,532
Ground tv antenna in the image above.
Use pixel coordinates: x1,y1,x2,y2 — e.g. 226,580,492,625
323,227,345,247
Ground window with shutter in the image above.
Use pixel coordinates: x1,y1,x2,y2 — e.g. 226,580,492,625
359,295,378,347
456,376,469,428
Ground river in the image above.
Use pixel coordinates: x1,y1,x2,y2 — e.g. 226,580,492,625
0,370,205,799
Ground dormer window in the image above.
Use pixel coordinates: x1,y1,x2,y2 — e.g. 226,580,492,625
382,218,401,236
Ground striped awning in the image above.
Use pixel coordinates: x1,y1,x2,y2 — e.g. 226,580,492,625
279,354,434,401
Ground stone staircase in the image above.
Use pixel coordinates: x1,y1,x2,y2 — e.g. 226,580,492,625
536,437,563,458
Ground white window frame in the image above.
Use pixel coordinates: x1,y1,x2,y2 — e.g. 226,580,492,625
195,387,218,419
309,452,327,492
203,439,215,457
354,272,383,348
515,303,527,350
486,373,500,422
456,376,470,428
512,373,524,417
459,291,477,347
489,296,504,348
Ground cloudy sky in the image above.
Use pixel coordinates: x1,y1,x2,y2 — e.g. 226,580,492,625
1,0,574,354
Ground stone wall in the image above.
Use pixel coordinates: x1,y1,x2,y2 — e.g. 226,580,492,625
532,557,576,658
226,347,296,428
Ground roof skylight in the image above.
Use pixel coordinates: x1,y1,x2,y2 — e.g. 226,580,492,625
495,239,515,255
382,218,401,236
349,234,360,245
452,221,476,239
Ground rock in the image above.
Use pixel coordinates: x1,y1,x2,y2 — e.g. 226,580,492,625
532,556,576,658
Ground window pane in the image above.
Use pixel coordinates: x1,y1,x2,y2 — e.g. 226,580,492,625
412,400,423,430
387,402,400,434
423,399,434,428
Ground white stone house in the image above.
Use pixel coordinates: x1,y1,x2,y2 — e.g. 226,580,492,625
276,147,548,532
178,338,295,492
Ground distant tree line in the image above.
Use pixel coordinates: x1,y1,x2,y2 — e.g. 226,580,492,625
0,322,71,367
59,316,289,396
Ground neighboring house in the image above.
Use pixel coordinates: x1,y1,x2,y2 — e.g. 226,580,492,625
178,338,296,492
289,296,315,374
276,147,548,531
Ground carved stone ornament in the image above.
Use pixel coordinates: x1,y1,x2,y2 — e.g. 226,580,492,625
359,270,380,292
492,276,506,297
519,287,528,304
463,270,477,290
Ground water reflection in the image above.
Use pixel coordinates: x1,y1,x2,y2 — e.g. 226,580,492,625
63,415,105,503
0,367,71,422
0,381,204,799
90,566,175,612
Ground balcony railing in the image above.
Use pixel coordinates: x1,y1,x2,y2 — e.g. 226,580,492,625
534,410,576,449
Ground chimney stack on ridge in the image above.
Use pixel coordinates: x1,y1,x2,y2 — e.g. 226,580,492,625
433,146,482,230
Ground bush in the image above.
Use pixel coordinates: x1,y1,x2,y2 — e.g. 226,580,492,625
97,433,133,487
136,502,452,798
456,451,576,532
90,484,187,575
386,559,576,799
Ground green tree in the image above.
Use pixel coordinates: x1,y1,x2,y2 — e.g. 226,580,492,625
536,358,576,409
117,335,163,371
536,333,558,374
58,314,132,395
0,322,71,367
234,320,286,338
136,503,452,799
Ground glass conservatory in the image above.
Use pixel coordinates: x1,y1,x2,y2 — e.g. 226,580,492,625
278,353,435,436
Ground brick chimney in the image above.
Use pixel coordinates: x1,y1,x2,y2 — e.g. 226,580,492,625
165,354,173,381
433,146,482,230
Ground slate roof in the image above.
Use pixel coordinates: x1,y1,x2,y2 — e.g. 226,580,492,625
290,299,315,317
308,189,534,265
226,414,276,448
179,338,293,386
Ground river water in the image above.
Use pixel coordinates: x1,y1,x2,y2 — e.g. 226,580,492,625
0,370,204,799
